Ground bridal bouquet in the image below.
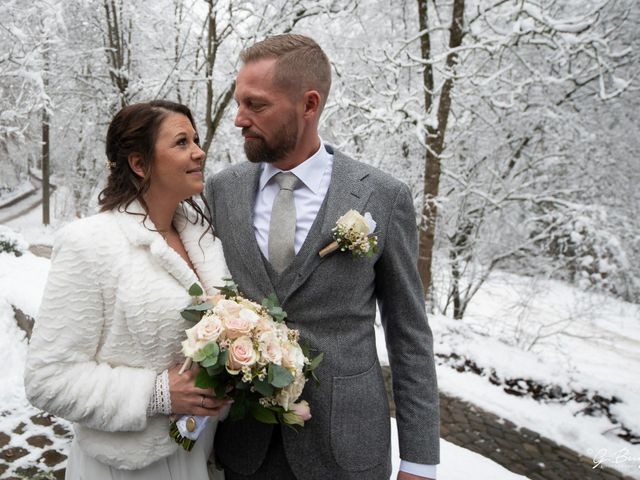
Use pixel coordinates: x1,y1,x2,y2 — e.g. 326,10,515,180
170,279,323,451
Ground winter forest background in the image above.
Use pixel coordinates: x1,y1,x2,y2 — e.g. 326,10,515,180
2,0,639,314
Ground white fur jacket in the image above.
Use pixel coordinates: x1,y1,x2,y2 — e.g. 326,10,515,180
24,200,228,469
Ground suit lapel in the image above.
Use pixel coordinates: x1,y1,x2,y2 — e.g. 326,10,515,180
225,164,276,298
282,152,372,305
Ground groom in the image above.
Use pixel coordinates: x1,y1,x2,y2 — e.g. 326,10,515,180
206,34,439,480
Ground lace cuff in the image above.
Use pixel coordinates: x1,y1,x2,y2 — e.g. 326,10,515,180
147,369,172,416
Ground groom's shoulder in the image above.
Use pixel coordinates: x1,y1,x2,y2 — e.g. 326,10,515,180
331,146,406,194
206,162,254,190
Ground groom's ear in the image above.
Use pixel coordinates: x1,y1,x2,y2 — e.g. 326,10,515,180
302,90,321,119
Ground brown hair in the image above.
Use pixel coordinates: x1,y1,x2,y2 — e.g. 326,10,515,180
240,34,331,112
98,100,211,229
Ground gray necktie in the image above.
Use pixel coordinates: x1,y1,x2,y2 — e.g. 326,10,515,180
268,172,300,273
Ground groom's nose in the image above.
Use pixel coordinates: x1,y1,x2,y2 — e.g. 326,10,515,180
235,106,251,128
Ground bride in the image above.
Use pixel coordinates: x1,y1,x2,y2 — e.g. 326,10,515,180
25,100,229,479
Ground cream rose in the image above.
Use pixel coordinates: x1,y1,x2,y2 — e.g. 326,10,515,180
226,336,258,373
281,342,306,372
222,307,259,339
275,374,306,410
258,331,283,365
254,315,275,334
215,299,242,318
181,314,223,356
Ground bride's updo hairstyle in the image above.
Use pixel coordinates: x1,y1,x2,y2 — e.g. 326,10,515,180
98,100,210,227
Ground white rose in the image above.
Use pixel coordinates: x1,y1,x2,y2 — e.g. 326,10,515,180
336,210,370,236
226,336,258,373
281,342,306,372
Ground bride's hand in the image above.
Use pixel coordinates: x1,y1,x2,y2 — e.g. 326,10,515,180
167,364,232,416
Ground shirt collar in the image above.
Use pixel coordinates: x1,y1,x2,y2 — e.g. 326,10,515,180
258,139,332,194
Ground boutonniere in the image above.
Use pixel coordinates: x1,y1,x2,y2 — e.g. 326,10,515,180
319,210,378,258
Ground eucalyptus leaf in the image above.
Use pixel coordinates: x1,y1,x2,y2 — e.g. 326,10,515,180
215,278,239,299
253,378,274,397
180,310,203,323
306,352,324,371
268,364,294,388
202,342,219,358
188,283,204,296
192,349,206,363
201,355,219,368
185,302,214,312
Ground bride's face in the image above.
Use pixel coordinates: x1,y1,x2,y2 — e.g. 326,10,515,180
148,113,205,201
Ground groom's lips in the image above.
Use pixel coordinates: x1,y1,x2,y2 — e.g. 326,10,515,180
242,128,262,140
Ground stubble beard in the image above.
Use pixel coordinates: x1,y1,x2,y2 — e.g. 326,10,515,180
243,116,298,164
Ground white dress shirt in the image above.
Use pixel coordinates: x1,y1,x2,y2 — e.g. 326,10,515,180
252,140,437,479
253,141,333,259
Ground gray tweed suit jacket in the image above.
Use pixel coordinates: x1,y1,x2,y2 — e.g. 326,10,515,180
205,146,439,479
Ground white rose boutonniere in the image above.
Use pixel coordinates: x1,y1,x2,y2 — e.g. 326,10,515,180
319,210,378,258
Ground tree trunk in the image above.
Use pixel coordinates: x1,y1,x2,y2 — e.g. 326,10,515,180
42,42,50,226
417,0,465,300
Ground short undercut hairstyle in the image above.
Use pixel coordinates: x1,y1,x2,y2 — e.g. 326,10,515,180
240,34,332,112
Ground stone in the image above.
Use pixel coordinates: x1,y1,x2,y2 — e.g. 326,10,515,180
12,306,34,339
0,464,7,476
41,449,66,467
26,435,53,448
53,469,66,480
30,413,54,426
14,466,39,477
52,424,71,437
0,432,9,448
0,446,29,461
522,442,540,455
12,423,26,434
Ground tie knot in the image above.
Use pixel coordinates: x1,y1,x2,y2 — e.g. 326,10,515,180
275,172,300,191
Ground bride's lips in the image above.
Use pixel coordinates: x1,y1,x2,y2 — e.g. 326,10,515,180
186,168,202,176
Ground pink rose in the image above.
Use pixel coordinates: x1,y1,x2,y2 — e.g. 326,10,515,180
282,400,312,427
290,400,312,421
226,336,257,373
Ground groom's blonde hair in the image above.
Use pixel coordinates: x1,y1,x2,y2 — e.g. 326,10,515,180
240,34,332,113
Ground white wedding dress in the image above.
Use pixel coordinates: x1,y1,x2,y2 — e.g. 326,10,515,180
65,418,225,480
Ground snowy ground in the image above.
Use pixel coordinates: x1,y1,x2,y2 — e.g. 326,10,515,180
0,221,527,479
378,272,640,478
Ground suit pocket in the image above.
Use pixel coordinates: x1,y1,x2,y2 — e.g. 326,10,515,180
330,362,390,471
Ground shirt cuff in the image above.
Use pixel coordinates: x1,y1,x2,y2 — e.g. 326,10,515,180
399,460,437,479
